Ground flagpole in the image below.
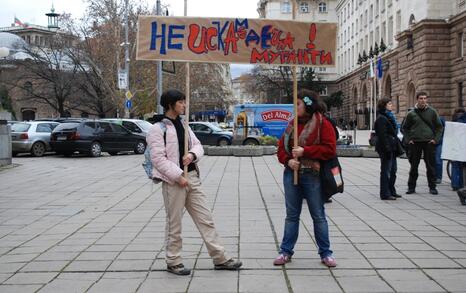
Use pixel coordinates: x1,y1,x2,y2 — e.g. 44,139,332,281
369,58,373,131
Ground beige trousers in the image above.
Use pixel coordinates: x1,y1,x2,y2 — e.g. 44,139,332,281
162,170,229,266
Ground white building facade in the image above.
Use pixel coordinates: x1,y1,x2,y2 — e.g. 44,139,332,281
257,0,340,84
336,0,463,77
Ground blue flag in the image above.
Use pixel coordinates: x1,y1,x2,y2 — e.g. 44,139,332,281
377,56,383,79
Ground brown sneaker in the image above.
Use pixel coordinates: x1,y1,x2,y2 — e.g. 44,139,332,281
167,263,191,275
214,259,242,270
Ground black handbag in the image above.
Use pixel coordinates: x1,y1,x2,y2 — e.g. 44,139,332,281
320,156,344,199
394,137,405,157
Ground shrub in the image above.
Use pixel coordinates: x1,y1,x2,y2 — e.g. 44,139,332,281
259,135,279,146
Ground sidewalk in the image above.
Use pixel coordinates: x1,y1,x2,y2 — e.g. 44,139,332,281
0,155,465,293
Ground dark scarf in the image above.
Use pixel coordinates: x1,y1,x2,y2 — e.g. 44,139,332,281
165,116,196,172
379,110,397,133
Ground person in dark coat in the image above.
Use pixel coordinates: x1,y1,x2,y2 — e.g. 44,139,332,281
374,98,400,200
402,92,443,195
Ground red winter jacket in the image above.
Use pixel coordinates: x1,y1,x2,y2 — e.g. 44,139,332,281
277,117,337,166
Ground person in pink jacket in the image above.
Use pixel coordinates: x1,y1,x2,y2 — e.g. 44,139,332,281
146,89,242,275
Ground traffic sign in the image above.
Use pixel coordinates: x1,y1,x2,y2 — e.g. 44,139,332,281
118,70,127,90
125,90,133,99
125,99,132,109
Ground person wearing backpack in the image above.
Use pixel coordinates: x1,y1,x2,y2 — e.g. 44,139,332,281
402,92,443,195
374,98,400,200
274,90,337,268
146,89,242,275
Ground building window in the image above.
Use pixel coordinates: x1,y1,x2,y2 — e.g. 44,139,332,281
457,32,464,58
299,2,309,13
369,5,373,23
396,10,401,33
376,0,379,16
320,86,328,96
459,82,464,107
396,95,400,113
281,1,291,14
388,17,394,45
319,2,327,13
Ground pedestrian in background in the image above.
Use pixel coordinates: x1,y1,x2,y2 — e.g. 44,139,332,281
435,116,446,184
374,98,400,200
402,92,443,195
274,89,337,268
146,89,242,275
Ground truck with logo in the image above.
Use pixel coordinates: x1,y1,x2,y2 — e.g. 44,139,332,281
232,104,293,145
232,103,353,145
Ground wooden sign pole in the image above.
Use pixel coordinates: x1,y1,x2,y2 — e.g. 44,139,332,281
292,0,299,185
183,0,189,178
292,67,298,185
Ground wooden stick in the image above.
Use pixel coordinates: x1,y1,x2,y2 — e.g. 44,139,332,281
184,62,190,177
183,0,189,178
292,0,298,185
292,66,298,185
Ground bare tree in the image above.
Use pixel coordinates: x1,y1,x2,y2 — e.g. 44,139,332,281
6,34,81,117
248,66,324,103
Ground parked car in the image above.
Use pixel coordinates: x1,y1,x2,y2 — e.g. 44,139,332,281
35,118,87,123
336,127,353,145
10,121,59,156
50,120,147,157
189,121,233,146
101,118,153,137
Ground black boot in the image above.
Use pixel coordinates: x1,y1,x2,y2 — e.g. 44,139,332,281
457,189,466,206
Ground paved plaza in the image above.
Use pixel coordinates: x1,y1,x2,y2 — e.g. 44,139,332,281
0,154,465,293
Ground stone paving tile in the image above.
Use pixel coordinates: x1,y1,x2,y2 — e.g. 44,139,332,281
424,269,466,293
0,284,43,293
333,270,394,293
137,272,191,293
188,270,238,293
37,272,103,293
367,258,417,269
87,276,145,293
63,260,112,272
377,269,446,293
410,258,462,268
239,270,289,293
288,270,343,293
3,272,57,285
20,260,69,272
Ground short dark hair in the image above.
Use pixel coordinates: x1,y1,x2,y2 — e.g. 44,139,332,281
160,89,185,111
416,92,428,99
377,97,392,112
297,89,327,114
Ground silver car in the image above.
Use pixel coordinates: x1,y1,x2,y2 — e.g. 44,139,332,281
11,121,59,156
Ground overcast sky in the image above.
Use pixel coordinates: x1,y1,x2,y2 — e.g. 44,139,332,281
0,0,259,77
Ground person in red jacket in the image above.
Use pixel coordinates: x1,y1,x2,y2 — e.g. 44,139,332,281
273,90,337,268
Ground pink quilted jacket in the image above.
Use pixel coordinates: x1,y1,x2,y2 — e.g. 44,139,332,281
146,118,204,185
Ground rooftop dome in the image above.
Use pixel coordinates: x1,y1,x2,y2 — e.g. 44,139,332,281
0,32,28,52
